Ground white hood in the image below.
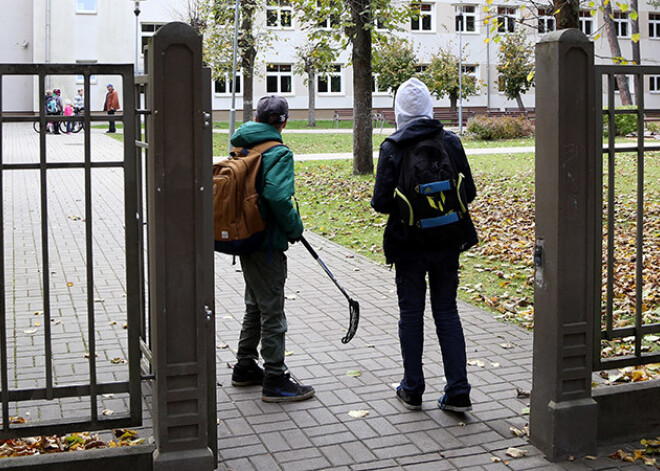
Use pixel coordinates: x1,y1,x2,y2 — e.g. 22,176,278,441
394,78,434,129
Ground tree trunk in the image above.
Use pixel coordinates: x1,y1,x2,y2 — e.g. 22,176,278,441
515,93,525,110
554,0,579,29
308,70,316,127
630,0,641,105
240,0,257,122
449,93,457,111
350,0,374,175
601,0,633,105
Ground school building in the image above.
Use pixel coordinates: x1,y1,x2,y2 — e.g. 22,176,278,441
1,0,660,117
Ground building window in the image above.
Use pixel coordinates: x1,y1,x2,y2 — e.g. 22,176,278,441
463,65,479,94
497,7,516,33
317,0,339,29
612,75,633,92
649,75,660,92
215,73,241,95
613,11,629,38
455,5,477,32
411,3,434,31
141,23,165,54
579,10,595,36
650,13,660,38
416,64,429,74
266,64,293,94
372,74,391,94
374,9,387,30
75,74,98,85
76,0,97,13
537,8,556,33
318,65,342,94
267,0,293,28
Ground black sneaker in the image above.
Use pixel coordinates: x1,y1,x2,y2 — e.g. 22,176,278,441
438,394,472,412
231,361,264,387
262,373,315,403
396,386,422,410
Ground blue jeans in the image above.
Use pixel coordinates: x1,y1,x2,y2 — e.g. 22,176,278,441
395,250,470,398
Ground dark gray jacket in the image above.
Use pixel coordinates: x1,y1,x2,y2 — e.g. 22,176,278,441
371,119,478,264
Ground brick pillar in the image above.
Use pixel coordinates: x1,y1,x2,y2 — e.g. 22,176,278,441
530,29,599,461
147,22,215,471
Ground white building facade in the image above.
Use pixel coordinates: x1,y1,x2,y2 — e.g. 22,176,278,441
1,0,659,116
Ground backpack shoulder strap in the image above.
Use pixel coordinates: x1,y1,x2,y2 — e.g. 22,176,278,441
250,140,285,156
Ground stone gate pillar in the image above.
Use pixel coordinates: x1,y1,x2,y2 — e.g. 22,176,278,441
530,29,599,461
147,22,215,471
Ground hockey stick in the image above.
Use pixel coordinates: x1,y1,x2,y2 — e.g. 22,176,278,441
300,236,359,344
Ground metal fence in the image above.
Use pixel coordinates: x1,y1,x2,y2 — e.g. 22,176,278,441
593,64,660,370
0,63,143,437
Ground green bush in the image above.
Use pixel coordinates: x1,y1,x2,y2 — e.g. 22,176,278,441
466,116,535,140
648,121,660,133
603,106,638,137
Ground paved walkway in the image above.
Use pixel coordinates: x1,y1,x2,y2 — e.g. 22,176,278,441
1,123,646,470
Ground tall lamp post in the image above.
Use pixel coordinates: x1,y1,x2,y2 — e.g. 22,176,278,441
131,0,147,75
228,0,241,152
456,4,464,134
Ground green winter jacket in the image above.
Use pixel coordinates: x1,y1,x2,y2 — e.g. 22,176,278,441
230,121,303,251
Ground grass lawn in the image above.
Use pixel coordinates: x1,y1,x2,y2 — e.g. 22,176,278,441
294,151,660,358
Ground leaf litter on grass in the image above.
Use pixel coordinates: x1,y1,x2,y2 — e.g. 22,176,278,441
295,152,660,370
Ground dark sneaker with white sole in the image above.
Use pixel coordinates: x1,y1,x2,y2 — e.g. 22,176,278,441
396,386,422,410
438,394,472,412
262,373,315,403
231,361,264,387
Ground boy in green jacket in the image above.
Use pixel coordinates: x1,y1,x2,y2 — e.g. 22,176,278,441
230,95,314,403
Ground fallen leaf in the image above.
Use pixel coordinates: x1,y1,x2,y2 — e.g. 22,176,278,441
284,351,294,357
109,321,117,326
467,359,486,368
491,456,502,463
346,369,362,377
520,407,530,415
516,387,531,398
23,329,37,335
348,410,369,419
66,282,74,287
285,294,297,300
217,343,229,349
102,409,114,416
122,323,128,329
500,342,514,349
506,447,529,458
490,362,501,368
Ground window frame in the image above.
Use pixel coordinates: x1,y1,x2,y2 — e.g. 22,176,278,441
649,75,660,93
267,0,294,29
317,65,343,95
214,72,242,96
613,11,630,38
372,74,391,95
76,0,97,14
463,64,479,95
579,10,595,36
455,5,477,33
537,8,556,34
650,13,660,39
497,6,517,33
411,3,435,32
141,23,166,57
266,64,294,95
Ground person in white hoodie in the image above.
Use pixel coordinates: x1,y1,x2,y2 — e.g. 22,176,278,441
371,78,478,412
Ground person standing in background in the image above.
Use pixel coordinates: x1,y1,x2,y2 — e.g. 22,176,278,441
103,84,120,133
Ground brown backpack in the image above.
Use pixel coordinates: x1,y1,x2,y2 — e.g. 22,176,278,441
213,141,282,255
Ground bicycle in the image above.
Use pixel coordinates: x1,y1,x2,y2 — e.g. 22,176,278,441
33,115,63,134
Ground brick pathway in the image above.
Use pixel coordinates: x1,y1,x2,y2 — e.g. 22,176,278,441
1,123,646,470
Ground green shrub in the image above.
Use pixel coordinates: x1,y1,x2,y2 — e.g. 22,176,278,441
466,116,535,140
603,105,638,137
646,121,659,133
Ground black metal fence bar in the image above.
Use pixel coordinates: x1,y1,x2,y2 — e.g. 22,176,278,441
0,63,142,437
594,64,660,370
0,72,9,434
38,70,55,400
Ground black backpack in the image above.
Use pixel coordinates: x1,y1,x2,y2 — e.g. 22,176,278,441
393,129,470,248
